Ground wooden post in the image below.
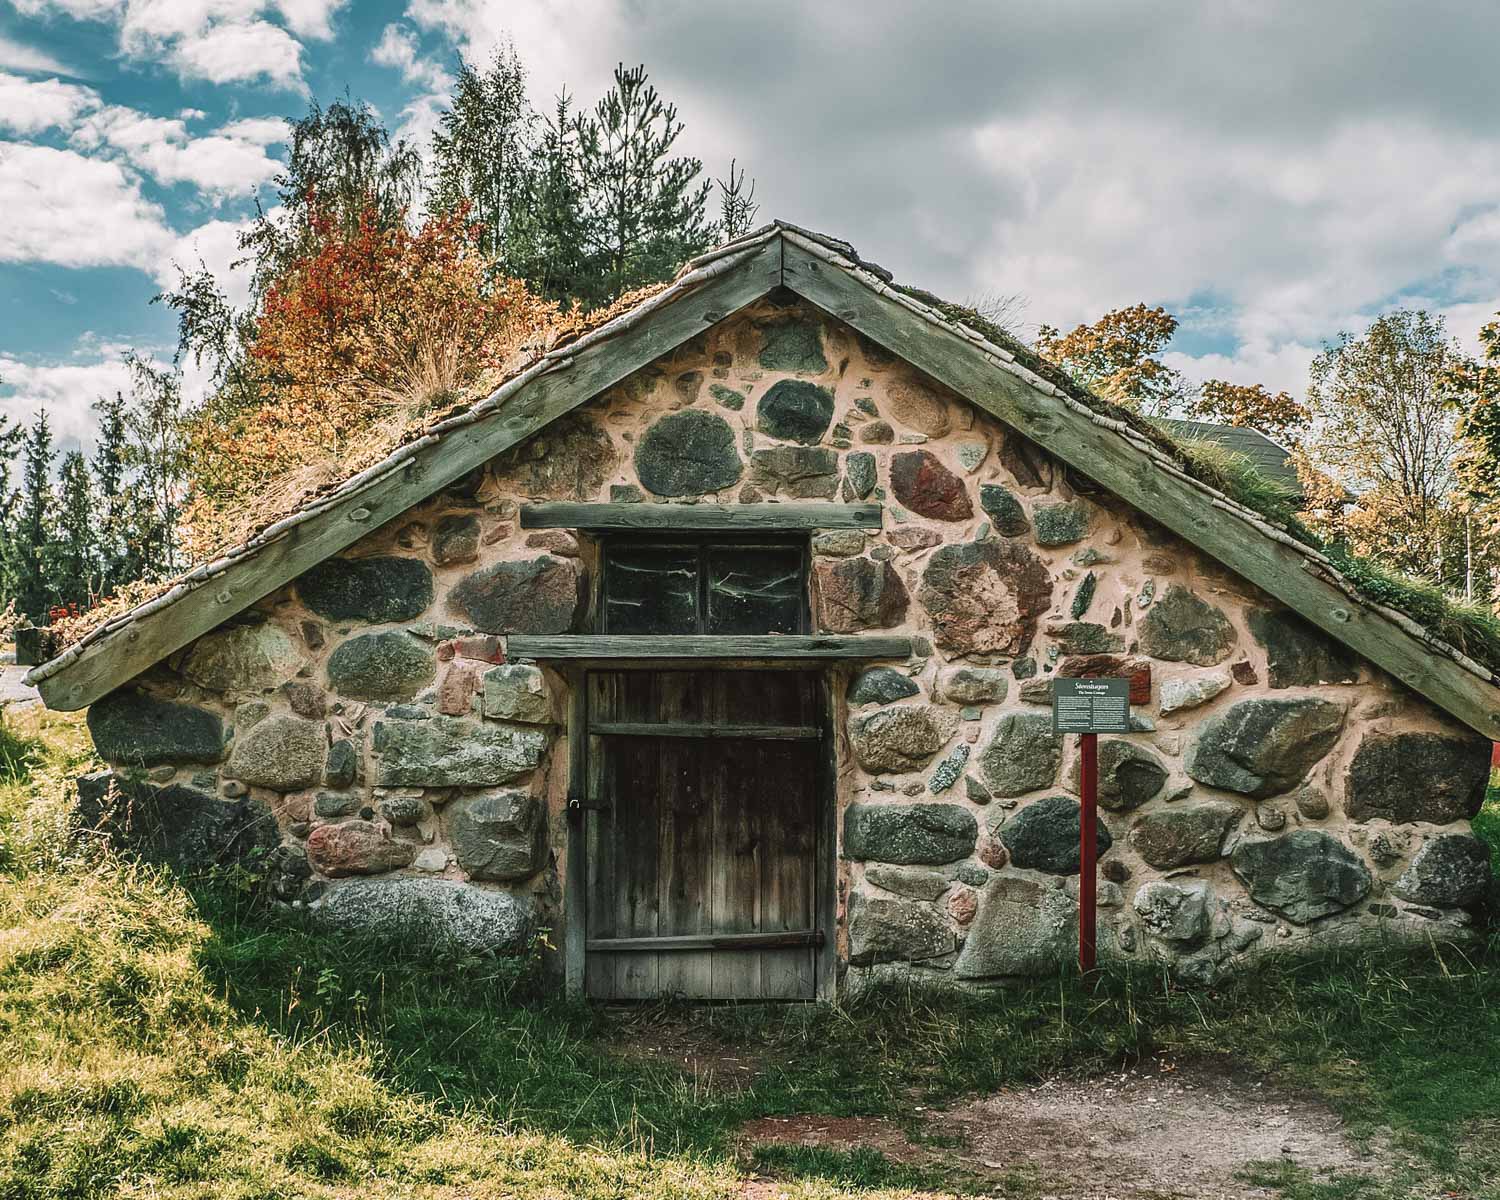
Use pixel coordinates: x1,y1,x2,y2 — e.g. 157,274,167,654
1078,731,1099,974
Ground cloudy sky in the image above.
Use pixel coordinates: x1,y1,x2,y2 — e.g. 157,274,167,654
4,0,1500,453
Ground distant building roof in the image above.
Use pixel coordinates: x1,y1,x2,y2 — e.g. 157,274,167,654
1157,418,1304,500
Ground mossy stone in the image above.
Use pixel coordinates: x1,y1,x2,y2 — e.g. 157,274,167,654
87,688,225,767
1032,501,1090,546
635,409,742,496
326,631,436,702
758,319,827,373
297,556,434,624
978,484,1029,537
756,380,835,444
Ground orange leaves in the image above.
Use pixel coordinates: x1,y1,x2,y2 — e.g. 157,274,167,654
182,200,558,558
1035,304,1187,415
1190,381,1309,447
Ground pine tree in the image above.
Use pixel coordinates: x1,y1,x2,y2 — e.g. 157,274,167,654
515,91,590,304
123,354,188,582
49,451,97,608
10,411,56,622
715,158,758,241
0,414,25,601
432,44,536,265
92,390,134,593
574,64,713,305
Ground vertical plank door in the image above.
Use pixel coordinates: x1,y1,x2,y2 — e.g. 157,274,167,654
584,669,822,1001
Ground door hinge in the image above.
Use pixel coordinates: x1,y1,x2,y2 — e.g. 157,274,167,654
567,795,611,813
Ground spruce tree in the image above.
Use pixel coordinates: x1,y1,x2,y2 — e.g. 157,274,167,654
715,158,759,241
574,64,713,305
517,92,590,304
92,390,133,593
49,451,97,609
11,411,56,622
0,414,25,602
432,44,536,265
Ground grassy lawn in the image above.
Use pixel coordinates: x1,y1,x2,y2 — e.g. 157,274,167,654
0,708,1498,1198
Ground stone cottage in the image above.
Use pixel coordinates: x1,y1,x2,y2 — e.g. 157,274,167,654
30,223,1498,998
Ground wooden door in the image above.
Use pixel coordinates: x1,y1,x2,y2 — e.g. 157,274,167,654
582,669,824,1001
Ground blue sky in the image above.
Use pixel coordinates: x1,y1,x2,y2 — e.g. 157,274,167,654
3,1,1500,455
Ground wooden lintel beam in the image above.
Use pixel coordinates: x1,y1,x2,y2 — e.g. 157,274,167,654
588,721,821,740
520,501,882,531
508,634,912,661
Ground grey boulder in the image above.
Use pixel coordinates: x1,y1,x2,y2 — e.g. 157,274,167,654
1392,834,1492,908
1230,830,1371,924
315,877,534,955
1185,697,1345,798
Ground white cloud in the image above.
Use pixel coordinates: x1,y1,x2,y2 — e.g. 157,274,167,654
0,74,284,203
158,19,306,89
0,72,99,133
406,0,621,102
21,0,326,89
8,0,124,19
957,109,1500,395
161,214,260,308
1164,344,1322,407
71,106,284,198
0,141,174,269
371,22,452,92
272,0,344,40
0,33,73,74
0,351,136,453
217,115,288,145
116,0,265,43
965,113,1500,344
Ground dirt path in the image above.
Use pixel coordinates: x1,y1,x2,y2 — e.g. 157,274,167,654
744,1062,1385,1198
0,663,40,708
947,1062,1382,1198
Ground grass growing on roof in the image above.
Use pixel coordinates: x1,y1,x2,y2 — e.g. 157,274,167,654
2,712,1500,1198
1167,434,1313,535
1324,545,1500,670
1154,427,1500,676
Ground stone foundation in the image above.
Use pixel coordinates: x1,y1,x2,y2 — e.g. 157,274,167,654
78,301,1493,986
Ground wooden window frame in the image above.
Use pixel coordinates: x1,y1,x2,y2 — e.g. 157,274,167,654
596,532,812,638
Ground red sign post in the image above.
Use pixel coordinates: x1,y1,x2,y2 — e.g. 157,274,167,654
1052,677,1130,975
1077,731,1099,972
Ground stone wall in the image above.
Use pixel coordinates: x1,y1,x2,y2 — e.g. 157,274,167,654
80,300,1494,985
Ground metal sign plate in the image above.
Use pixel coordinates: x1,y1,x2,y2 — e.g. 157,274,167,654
1052,676,1131,734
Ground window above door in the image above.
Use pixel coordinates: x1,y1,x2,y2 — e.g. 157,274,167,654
600,536,808,636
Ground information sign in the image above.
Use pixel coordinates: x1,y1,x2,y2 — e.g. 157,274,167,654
1051,676,1131,734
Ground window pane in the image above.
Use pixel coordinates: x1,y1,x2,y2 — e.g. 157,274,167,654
605,545,699,633
706,546,805,634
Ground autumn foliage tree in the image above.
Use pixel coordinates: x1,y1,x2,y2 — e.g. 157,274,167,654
1189,380,1309,447
1446,314,1500,526
1297,310,1474,587
182,202,557,557
1036,303,1188,415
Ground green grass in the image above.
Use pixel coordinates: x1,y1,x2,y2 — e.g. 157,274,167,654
0,717,44,788
2,711,1500,1198
1475,775,1500,876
